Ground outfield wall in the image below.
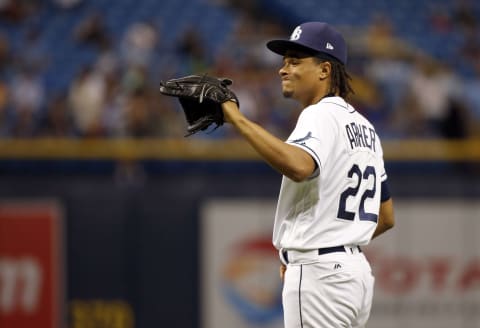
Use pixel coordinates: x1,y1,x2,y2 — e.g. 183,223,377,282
0,139,479,328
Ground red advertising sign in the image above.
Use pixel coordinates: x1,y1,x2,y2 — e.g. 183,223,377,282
0,200,64,328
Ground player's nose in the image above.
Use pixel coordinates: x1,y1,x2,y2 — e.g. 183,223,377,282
279,65,288,77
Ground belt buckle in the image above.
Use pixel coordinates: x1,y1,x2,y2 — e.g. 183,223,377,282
347,246,362,254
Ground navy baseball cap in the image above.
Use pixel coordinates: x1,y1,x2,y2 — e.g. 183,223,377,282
267,22,347,65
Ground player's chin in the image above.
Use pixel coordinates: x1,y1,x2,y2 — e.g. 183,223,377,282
282,88,293,98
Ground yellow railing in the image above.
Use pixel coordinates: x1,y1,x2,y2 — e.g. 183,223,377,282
0,138,479,161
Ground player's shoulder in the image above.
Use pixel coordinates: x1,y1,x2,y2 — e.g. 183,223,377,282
302,96,345,118
322,97,375,129
307,96,356,119
301,97,377,131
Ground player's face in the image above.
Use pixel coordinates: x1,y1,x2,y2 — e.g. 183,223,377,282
279,50,328,106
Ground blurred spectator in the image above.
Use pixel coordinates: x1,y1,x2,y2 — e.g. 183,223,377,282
95,46,119,77
124,88,157,137
364,14,416,60
121,21,159,69
0,0,41,23
152,94,184,137
9,68,45,137
441,99,469,138
459,28,480,69
73,11,111,50
39,93,74,137
365,57,413,129
176,27,209,73
452,0,477,32
389,89,427,137
406,57,461,137
363,15,418,122
122,65,148,95
0,0,478,140
0,32,11,74
68,65,106,136
101,72,125,136
0,78,9,135
462,65,480,137
227,69,260,123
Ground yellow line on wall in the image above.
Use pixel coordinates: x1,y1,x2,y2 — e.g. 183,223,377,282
0,138,478,161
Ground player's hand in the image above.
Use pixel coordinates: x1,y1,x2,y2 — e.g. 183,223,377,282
280,264,287,282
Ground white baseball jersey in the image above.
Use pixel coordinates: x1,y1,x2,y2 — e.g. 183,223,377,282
273,96,387,250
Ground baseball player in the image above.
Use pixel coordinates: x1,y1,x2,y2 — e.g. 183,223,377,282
222,22,395,327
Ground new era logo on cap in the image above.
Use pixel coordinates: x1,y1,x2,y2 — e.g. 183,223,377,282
266,22,347,65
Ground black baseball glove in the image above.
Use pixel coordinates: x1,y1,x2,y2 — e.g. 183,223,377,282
159,74,239,136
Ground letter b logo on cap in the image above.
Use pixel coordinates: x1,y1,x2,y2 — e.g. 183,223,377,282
290,26,302,41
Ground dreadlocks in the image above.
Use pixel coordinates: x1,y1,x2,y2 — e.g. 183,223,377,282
314,56,354,99
329,60,354,99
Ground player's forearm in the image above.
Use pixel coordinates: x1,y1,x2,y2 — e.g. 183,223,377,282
224,104,314,181
372,199,395,239
372,220,392,239
235,117,312,181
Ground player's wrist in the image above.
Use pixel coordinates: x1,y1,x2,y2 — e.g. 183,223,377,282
221,101,240,123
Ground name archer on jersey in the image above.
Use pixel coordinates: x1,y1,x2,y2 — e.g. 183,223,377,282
345,122,376,152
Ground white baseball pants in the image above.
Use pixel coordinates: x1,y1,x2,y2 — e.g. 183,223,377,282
281,247,375,328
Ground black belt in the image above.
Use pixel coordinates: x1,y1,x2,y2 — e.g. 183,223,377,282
283,246,361,264
318,245,362,255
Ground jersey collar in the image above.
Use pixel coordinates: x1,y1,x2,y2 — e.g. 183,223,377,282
317,96,355,113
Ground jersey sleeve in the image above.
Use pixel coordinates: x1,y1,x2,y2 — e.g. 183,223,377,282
377,136,391,201
286,106,336,176
377,136,388,183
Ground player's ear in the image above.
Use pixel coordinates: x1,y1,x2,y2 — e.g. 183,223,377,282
318,61,331,80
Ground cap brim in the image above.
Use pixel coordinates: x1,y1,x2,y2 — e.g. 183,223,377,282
266,40,319,56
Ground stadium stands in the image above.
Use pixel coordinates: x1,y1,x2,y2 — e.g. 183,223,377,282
0,0,479,138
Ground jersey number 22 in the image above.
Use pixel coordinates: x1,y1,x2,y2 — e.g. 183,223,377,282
337,164,378,222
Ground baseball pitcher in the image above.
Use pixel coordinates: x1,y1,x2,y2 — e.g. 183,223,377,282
221,22,395,328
